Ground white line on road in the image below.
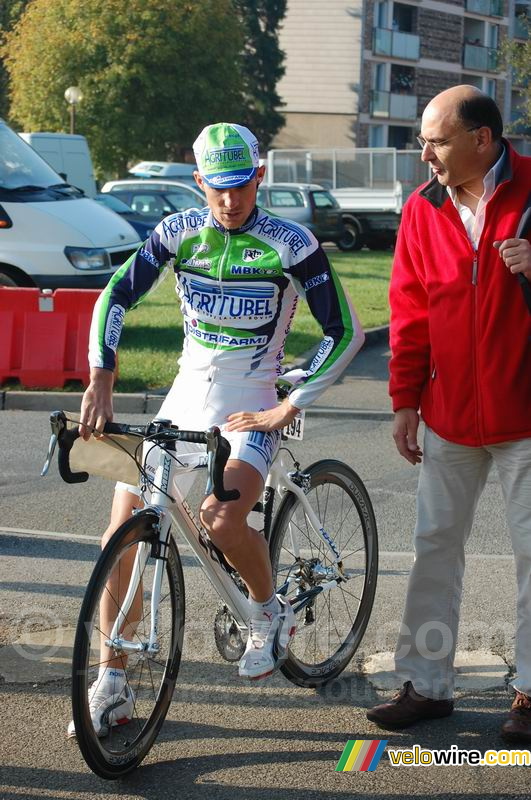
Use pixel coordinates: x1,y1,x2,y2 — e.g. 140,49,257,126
0,526,515,560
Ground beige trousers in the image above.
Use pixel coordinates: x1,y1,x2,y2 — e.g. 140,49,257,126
394,427,531,699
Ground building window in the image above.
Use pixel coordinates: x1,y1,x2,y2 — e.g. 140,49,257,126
369,125,386,147
486,78,496,98
390,64,415,94
392,2,416,33
374,62,387,90
462,73,483,89
374,0,389,29
388,125,414,149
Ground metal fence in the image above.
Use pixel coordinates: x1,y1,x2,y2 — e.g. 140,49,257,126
266,148,432,199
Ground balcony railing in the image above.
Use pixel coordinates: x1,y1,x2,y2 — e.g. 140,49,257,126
373,27,420,60
370,90,418,120
463,42,499,71
465,0,503,17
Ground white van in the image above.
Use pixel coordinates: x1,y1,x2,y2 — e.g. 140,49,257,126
19,132,97,198
128,160,197,187
0,119,142,288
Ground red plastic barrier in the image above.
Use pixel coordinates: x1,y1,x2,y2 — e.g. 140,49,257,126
0,287,102,388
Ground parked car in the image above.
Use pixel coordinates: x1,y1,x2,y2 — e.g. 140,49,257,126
128,161,197,187
256,183,345,246
95,193,158,240
100,179,205,218
0,118,141,288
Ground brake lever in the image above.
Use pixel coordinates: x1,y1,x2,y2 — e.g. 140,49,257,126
41,411,66,477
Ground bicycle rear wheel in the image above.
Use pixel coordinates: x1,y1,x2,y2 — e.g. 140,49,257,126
71,510,185,779
269,459,377,688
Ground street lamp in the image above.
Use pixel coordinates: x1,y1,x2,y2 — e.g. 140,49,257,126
64,86,83,134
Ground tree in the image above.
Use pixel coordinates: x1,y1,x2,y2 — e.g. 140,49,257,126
502,15,531,130
0,0,30,120
3,0,246,177
233,0,287,150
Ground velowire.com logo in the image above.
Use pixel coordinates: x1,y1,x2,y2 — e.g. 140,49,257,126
336,740,388,772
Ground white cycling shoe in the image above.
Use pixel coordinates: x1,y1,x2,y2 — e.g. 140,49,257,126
239,597,296,680
67,680,135,739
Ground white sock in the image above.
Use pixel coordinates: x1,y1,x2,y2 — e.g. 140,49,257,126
97,666,125,690
250,591,280,619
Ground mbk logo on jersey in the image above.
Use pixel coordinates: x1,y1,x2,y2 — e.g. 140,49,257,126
242,248,263,262
230,265,277,276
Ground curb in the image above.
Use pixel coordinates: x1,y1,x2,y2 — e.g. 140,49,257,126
1,325,389,415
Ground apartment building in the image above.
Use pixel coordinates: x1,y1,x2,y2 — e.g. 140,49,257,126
273,0,530,153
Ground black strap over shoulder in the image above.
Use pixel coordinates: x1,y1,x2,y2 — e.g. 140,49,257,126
515,192,531,315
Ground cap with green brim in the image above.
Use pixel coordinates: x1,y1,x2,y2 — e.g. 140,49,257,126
193,122,259,188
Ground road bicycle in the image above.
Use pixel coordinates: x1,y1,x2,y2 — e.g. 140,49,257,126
42,400,378,779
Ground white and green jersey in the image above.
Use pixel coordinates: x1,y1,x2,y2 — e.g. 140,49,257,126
89,206,364,408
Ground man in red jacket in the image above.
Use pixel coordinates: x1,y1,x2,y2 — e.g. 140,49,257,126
367,85,531,741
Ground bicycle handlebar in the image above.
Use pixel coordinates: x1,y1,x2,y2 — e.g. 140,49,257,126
45,411,240,502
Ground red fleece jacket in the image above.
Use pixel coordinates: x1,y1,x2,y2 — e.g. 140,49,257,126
389,141,531,446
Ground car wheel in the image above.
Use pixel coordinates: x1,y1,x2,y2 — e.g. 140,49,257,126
0,269,18,287
336,220,363,252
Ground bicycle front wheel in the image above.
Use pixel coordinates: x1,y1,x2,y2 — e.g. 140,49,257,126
71,510,185,779
269,459,378,688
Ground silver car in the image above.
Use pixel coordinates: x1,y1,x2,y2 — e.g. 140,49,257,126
256,183,345,245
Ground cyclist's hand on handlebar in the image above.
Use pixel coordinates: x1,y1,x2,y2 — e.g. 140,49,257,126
393,407,423,465
79,367,114,440
226,397,301,433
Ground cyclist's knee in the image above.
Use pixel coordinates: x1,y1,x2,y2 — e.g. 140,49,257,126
200,501,246,551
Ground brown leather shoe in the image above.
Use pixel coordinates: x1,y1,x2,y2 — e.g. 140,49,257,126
366,681,454,729
500,691,531,743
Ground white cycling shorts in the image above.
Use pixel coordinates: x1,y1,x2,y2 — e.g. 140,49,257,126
116,373,281,499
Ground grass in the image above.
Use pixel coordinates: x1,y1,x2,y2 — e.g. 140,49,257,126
114,249,392,392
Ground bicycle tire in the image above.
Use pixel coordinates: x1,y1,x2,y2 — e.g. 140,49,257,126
71,510,185,779
269,459,378,688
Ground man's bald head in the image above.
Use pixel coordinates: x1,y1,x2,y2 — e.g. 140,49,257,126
424,84,503,142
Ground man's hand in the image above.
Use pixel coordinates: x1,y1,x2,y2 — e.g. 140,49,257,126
493,238,531,280
226,397,301,433
78,367,114,440
393,407,423,465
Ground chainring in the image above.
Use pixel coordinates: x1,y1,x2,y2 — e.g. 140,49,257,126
214,604,246,662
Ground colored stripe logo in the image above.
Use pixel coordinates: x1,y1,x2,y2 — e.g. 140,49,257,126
336,739,387,772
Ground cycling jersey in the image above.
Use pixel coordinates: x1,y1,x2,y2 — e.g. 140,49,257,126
89,205,364,408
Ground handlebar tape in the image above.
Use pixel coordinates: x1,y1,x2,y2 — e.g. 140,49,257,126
212,436,240,502
57,427,89,483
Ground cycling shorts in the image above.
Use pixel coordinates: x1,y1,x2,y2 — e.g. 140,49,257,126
116,374,281,499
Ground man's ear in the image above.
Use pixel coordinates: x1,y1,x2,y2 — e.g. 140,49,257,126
256,165,266,186
475,126,493,152
193,170,204,190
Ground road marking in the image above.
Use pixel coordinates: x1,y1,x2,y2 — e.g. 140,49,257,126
0,526,516,560
0,526,100,543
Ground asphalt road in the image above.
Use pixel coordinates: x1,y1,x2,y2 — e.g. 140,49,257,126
0,410,529,799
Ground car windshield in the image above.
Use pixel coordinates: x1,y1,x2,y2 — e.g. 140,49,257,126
269,189,304,207
311,190,338,209
96,193,133,213
165,189,203,210
0,123,63,190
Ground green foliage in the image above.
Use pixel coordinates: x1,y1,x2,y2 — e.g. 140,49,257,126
502,16,531,129
0,0,30,120
233,0,287,149
3,0,247,177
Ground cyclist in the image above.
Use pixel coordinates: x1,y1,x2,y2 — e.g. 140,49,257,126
69,122,364,737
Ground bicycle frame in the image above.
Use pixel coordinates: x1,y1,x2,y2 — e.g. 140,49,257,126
107,443,348,655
